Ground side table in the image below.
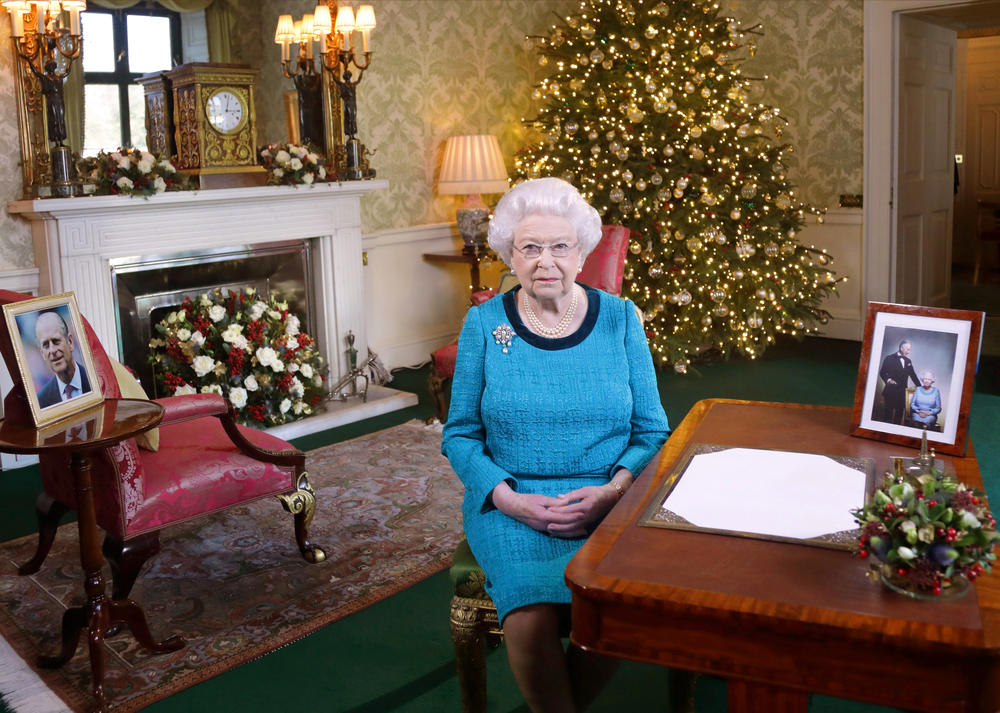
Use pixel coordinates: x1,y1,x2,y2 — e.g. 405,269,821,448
422,247,493,295
0,398,184,712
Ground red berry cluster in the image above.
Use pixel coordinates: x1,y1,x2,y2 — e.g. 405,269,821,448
246,320,266,346
163,372,186,392
245,404,267,424
193,316,211,335
166,337,185,361
276,373,294,392
227,348,245,376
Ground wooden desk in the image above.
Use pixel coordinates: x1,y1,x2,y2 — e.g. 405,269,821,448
566,399,1000,713
0,399,183,712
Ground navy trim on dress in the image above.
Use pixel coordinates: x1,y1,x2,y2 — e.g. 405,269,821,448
503,283,601,350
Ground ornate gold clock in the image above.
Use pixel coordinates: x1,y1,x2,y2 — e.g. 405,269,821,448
165,63,265,189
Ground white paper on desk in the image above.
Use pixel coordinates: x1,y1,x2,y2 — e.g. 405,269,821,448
661,448,866,540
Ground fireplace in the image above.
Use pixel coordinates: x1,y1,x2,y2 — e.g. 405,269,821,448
9,181,418,440
111,240,314,396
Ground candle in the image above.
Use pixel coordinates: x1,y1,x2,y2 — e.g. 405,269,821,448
68,9,80,35
10,11,24,37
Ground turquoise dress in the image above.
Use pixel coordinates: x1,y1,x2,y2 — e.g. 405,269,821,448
441,285,669,622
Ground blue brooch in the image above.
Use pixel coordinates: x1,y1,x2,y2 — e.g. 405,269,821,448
492,324,514,353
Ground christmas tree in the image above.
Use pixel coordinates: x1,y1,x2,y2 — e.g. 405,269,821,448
514,0,841,372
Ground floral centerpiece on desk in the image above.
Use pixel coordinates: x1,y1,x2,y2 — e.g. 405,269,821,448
852,469,998,597
258,142,328,187
78,148,192,197
148,287,328,428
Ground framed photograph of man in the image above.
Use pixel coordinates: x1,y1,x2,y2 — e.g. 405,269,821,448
850,302,984,456
2,293,103,427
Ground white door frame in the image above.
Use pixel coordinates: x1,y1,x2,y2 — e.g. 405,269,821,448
864,0,978,306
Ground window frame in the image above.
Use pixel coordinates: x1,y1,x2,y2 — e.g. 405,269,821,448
82,3,182,149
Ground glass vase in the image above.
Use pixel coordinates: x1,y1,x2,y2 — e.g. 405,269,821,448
880,572,970,601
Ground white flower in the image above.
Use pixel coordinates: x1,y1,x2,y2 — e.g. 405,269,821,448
306,152,319,164
256,346,278,367
275,149,291,163
200,294,212,307
167,312,177,324
285,315,300,336
153,176,166,193
249,301,267,320
260,148,271,158
290,376,304,397
137,156,155,174
291,145,307,158
174,383,197,396
285,336,299,350
221,323,243,343
290,157,303,171
303,405,313,415
294,401,305,414
279,398,292,414
141,151,154,165
271,359,285,373
190,330,206,346
192,355,217,377
300,363,313,379
244,374,259,391
229,387,248,408
177,309,186,321
158,159,176,174
268,309,282,321
116,176,134,190
273,168,284,178
201,384,224,395
117,156,131,169
208,305,227,322
318,166,326,180
111,151,122,162
231,335,249,352
287,361,299,372
176,328,191,342
313,375,323,387
302,172,314,185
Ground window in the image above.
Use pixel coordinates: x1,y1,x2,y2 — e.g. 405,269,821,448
81,4,181,154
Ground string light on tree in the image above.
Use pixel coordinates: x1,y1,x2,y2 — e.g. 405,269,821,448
515,0,843,368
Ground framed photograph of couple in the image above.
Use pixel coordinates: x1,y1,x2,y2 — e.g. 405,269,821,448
2,293,103,427
850,302,985,456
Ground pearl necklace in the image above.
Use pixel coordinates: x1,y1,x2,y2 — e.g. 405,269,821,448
521,286,579,338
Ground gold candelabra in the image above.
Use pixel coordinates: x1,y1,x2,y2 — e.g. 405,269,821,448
3,0,86,197
275,2,376,180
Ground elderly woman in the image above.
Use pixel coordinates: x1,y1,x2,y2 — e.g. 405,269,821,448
910,369,942,427
442,177,670,713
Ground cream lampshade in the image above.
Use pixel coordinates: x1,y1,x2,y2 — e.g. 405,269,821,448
438,134,509,252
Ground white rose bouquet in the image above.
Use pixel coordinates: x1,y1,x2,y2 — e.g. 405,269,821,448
78,147,192,197
258,142,330,187
148,287,328,427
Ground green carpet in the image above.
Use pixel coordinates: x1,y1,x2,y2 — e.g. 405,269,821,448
1,337,997,713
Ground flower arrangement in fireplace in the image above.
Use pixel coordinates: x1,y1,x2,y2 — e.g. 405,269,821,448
258,142,328,187
148,287,328,427
77,148,193,197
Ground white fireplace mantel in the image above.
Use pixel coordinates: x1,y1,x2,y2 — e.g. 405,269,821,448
9,181,389,389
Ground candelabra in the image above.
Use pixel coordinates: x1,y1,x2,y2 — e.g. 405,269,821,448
275,2,376,180
3,0,86,197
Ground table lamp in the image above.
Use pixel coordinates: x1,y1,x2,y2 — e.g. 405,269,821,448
438,134,509,253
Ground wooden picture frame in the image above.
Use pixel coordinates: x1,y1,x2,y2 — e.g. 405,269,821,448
2,293,103,427
284,90,300,145
850,302,984,456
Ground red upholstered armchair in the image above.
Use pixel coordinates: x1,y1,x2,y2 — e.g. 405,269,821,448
0,290,325,601
428,224,631,422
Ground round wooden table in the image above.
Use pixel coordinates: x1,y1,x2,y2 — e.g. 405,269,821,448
0,399,184,712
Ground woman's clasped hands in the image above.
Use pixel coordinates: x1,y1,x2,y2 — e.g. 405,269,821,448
491,475,630,539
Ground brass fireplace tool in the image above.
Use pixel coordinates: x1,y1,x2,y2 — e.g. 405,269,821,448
329,330,389,402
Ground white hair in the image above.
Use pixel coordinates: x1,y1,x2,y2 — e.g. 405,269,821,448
487,177,603,265
920,370,935,382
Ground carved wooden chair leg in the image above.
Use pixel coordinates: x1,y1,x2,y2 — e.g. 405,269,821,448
277,471,326,564
427,368,450,424
102,531,161,601
18,492,70,575
450,595,491,713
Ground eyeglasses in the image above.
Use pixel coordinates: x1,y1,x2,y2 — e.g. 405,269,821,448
512,242,578,258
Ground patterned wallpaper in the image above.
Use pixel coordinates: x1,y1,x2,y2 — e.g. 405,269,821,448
0,0,863,271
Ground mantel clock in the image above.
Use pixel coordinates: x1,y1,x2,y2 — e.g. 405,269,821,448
164,63,265,189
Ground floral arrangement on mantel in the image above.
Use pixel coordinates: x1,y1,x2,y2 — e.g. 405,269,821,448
77,148,192,197
148,287,328,427
258,142,329,187
852,469,998,596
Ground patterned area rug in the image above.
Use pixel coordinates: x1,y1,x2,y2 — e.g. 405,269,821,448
0,420,460,713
